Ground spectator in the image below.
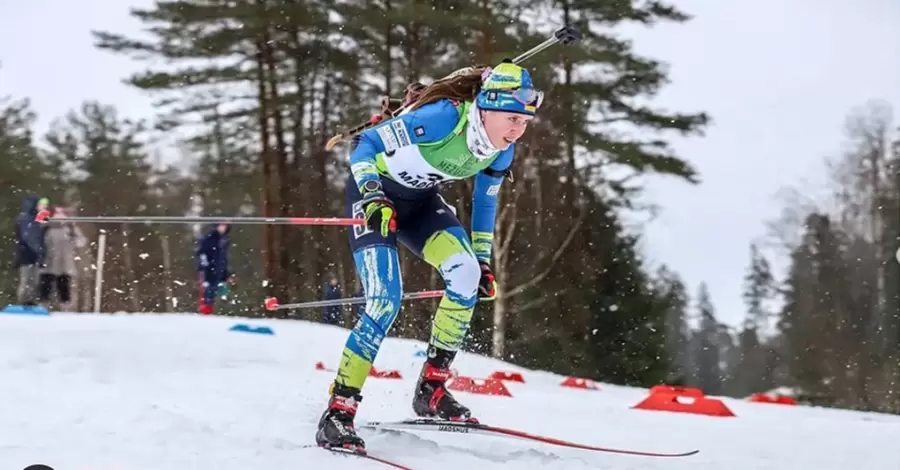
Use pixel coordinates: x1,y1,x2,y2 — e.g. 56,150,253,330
195,223,232,315
39,206,85,310
322,275,342,325
14,194,48,306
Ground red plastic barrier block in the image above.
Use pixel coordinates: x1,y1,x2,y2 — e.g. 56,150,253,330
633,391,735,417
369,367,403,379
749,393,797,405
447,376,512,397
490,371,525,383
774,395,798,405
649,385,705,397
560,376,599,390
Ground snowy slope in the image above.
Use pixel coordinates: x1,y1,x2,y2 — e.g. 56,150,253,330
1,313,897,470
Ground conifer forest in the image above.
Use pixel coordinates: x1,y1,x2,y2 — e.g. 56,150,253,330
1,0,898,414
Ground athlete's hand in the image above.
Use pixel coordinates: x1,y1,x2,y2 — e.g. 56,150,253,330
478,262,497,300
361,189,397,238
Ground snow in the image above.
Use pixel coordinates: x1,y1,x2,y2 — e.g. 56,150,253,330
1,313,898,470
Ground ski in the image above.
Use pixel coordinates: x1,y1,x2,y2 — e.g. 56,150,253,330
361,419,699,458
315,445,413,469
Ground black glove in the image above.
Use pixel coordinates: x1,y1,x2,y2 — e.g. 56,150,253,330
478,262,497,299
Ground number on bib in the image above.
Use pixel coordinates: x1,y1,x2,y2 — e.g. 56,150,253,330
351,200,374,239
397,171,447,189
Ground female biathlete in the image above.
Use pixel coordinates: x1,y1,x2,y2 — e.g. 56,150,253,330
316,61,543,450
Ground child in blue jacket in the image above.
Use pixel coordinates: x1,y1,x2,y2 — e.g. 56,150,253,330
195,223,232,314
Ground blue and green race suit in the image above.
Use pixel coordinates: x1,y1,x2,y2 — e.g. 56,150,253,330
335,97,511,390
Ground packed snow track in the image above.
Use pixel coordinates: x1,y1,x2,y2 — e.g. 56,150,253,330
1,313,897,469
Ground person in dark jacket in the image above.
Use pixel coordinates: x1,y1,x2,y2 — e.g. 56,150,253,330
14,194,49,306
195,223,232,314
322,276,342,325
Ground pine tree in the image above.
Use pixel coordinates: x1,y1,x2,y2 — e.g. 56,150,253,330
92,0,349,302
693,283,722,395
730,244,776,396
543,0,710,200
742,244,774,329
508,191,671,386
656,265,692,383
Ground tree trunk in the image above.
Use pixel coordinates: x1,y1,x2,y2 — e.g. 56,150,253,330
561,0,579,212
254,35,276,299
258,14,291,305
120,226,141,312
161,234,174,309
491,281,507,358
383,0,394,95
312,61,333,293
287,11,309,305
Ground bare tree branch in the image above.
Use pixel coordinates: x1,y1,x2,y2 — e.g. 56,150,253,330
507,206,588,299
509,293,551,315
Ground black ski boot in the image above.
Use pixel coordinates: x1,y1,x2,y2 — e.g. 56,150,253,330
412,346,477,423
315,382,366,451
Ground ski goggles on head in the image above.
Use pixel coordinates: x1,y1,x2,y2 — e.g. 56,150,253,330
509,87,544,108
476,87,543,116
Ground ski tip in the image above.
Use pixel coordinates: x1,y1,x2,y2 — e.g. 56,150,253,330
659,449,700,458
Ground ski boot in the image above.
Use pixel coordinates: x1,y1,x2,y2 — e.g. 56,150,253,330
412,346,478,423
315,382,366,451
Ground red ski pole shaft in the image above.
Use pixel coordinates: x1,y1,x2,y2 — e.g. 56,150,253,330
35,211,364,226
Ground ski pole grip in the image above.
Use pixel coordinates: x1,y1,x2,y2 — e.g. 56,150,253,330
554,26,582,45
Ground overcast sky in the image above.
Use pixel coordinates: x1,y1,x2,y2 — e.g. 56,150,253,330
2,0,899,325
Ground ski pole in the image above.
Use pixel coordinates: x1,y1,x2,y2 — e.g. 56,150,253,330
35,211,365,226
324,25,582,150
512,25,582,63
264,290,445,311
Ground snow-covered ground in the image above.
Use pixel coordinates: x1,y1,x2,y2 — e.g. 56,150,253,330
1,313,897,469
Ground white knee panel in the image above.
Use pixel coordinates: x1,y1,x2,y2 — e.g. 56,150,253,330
439,252,480,304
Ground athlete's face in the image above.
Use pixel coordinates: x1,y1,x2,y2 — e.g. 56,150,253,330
481,110,533,149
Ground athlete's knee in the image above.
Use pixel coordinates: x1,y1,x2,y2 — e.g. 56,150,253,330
422,227,480,307
441,253,479,306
